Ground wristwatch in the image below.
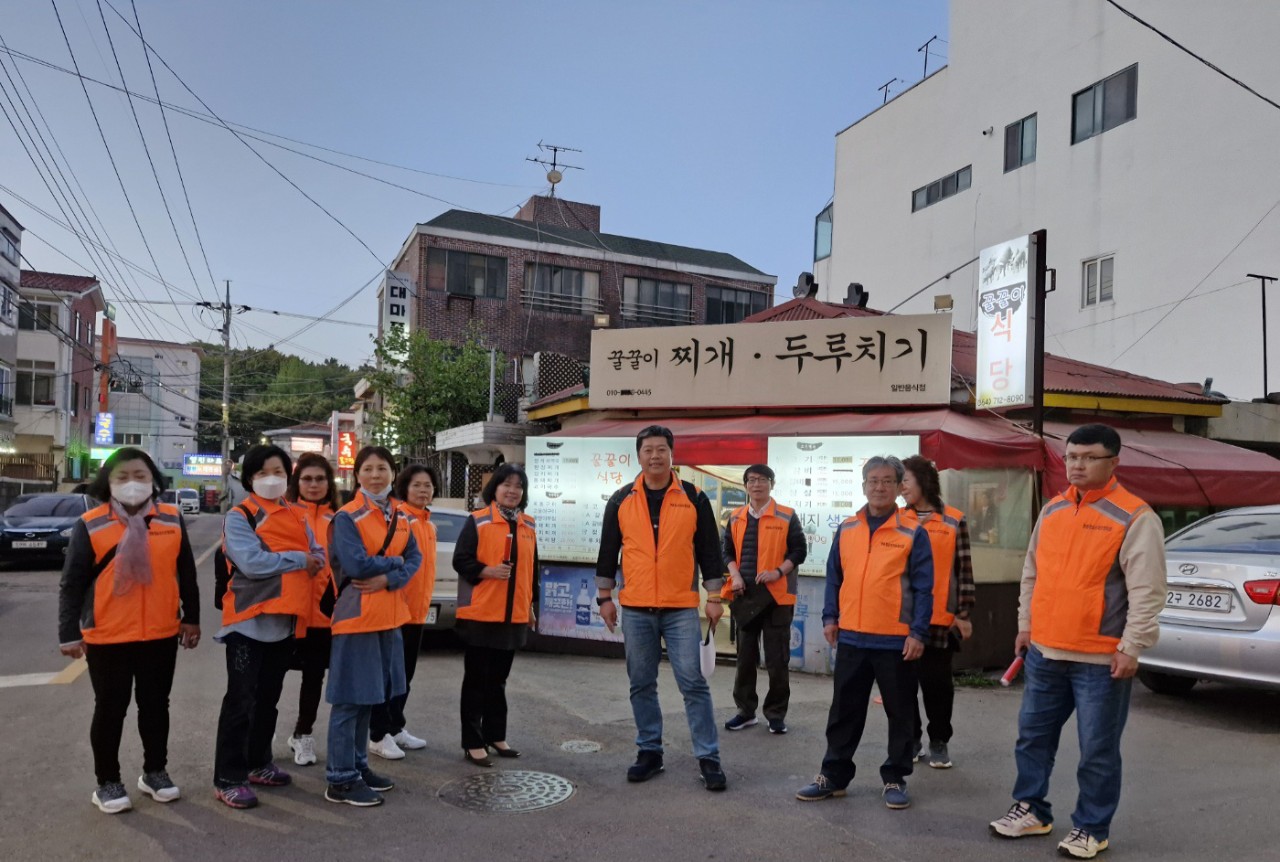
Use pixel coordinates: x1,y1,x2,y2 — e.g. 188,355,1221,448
596,596,613,607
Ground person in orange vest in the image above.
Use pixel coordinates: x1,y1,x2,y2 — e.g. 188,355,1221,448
324,446,421,807
451,463,537,767
595,425,728,791
283,452,340,767
900,455,975,769
58,448,200,814
722,463,807,735
368,464,440,760
796,455,933,810
990,424,1166,860
213,444,325,809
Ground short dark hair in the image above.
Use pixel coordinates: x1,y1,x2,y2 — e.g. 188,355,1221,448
1066,423,1122,456
287,451,338,509
635,424,674,453
353,446,397,486
482,462,529,510
862,455,905,482
901,455,945,512
394,463,442,503
742,464,775,484
240,444,293,493
87,447,166,503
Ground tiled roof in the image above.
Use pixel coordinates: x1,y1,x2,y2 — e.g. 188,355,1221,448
528,383,588,411
422,210,769,277
20,270,99,293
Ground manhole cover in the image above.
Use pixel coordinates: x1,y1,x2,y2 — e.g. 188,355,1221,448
560,739,602,753
438,770,575,813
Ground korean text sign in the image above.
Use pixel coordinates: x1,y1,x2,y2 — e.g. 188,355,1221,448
337,431,356,470
526,436,635,564
976,236,1035,409
589,315,952,410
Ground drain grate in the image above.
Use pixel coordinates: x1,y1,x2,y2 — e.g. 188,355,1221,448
438,770,576,813
560,739,602,754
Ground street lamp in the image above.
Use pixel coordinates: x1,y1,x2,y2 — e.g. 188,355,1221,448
1247,273,1276,398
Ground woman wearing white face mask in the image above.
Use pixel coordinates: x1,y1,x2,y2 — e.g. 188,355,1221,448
212,445,325,809
58,448,201,814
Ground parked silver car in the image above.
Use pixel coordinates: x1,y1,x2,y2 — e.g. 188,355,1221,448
1138,505,1280,694
422,507,468,630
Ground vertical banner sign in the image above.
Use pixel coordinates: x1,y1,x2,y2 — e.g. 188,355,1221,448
337,431,356,470
976,236,1035,409
93,412,114,445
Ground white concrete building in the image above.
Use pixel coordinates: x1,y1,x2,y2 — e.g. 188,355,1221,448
109,337,202,482
0,204,22,452
815,0,1280,401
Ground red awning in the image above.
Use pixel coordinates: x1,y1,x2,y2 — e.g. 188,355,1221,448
1041,423,1280,508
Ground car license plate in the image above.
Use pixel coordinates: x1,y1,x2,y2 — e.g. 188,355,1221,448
11,540,47,549
1166,589,1232,613
426,606,439,625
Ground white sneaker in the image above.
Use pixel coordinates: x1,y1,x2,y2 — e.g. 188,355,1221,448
1058,828,1109,859
288,734,317,766
91,782,133,814
368,734,405,760
393,729,426,750
989,801,1053,838
137,771,180,803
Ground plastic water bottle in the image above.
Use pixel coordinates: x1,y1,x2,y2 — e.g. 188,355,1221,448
575,578,592,627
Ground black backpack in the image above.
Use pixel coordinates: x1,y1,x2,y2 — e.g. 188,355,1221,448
213,503,260,611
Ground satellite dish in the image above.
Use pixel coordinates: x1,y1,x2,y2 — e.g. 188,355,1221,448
793,272,818,298
547,169,563,185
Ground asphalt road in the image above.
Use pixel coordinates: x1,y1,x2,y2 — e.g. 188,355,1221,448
2,511,1277,862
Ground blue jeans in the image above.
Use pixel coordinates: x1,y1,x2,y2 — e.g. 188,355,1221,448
621,606,719,762
326,703,371,785
1012,646,1133,840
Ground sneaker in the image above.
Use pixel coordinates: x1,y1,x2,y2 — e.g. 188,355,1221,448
368,734,405,760
393,729,426,750
990,801,1054,838
724,714,758,731
767,718,788,734
882,782,911,809
626,750,664,783
247,763,292,787
213,784,259,810
325,778,384,807
137,771,180,803
795,773,846,801
1057,828,1109,859
927,741,952,769
288,734,317,766
698,758,727,791
360,768,395,792
91,782,132,814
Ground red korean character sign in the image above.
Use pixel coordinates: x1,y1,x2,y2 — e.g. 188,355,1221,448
976,235,1037,410
337,431,356,470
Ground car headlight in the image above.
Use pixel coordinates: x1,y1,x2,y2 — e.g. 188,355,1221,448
60,527,73,538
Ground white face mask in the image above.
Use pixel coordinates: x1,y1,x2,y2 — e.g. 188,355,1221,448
111,481,153,507
363,485,390,502
253,475,288,500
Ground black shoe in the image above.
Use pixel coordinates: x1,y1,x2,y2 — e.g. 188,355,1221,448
464,749,493,768
724,714,758,731
489,744,521,758
626,750,664,783
699,758,727,791
767,718,788,734
360,768,394,792
325,779,383,807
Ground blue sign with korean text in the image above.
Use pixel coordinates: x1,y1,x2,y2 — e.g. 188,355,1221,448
93,413,114,445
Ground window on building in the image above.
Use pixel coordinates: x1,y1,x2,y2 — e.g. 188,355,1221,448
814,204,833,261
0,230,17,265
0,364,11,416
705,285,769,325
18,301,58,332
1004,114,1037,172
1073,65,1137,144
911,166,972,212
1082,255,1115,307
523,263,601,314
426,248,508,299
73,312,81,344
71,380,79,417
621,277,693,324
15,359,56,406
83,385,90,413
0,279,17,328
113,433,143,446
110,372,144,394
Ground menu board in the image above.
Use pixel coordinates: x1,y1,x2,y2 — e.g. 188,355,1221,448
768,436,920,577
526,437,636,563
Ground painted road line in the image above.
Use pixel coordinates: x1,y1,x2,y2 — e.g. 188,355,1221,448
196,541,219,568
50,657,88,684
0,672,58,689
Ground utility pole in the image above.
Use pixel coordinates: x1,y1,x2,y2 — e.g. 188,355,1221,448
1247,273,1276,398
197,281,248,512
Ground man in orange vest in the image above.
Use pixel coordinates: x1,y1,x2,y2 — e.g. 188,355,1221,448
596,425,729,791
989,424,1166,860
723,463,807,735
795,455,933,810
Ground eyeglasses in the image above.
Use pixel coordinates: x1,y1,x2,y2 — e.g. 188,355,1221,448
1064,454,1115,465
863,478,899,488
744,477,772,485
299,476,328,482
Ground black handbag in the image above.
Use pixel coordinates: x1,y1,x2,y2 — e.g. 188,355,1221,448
730,582,776,628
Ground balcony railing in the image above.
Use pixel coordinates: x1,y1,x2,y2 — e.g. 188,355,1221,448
520,292,605,316
620,301,695,325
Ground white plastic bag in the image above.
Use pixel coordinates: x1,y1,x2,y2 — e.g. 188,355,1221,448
700,620,717,680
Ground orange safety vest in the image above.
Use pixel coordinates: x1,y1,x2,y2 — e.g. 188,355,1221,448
294,500,336,629
221,496,314,629
79,501,185,645
397,501,438,625
835,506,921,637
457,503,536,624
916,505,964,627
720,500,797,606
1031,478,1151,654
616,473,700,609
330,491,414,635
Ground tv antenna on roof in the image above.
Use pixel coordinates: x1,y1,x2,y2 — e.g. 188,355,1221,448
526,141,583,197
878,78,899,105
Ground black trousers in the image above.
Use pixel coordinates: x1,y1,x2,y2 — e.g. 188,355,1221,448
84,637,178,785
459,645,515,750
213,633,293,787
732,603,793,721
370,622,425,741
820,642,919,787
912,643,955,746
291,627,332,737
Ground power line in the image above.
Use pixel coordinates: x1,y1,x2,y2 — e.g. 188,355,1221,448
883,257,979,314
